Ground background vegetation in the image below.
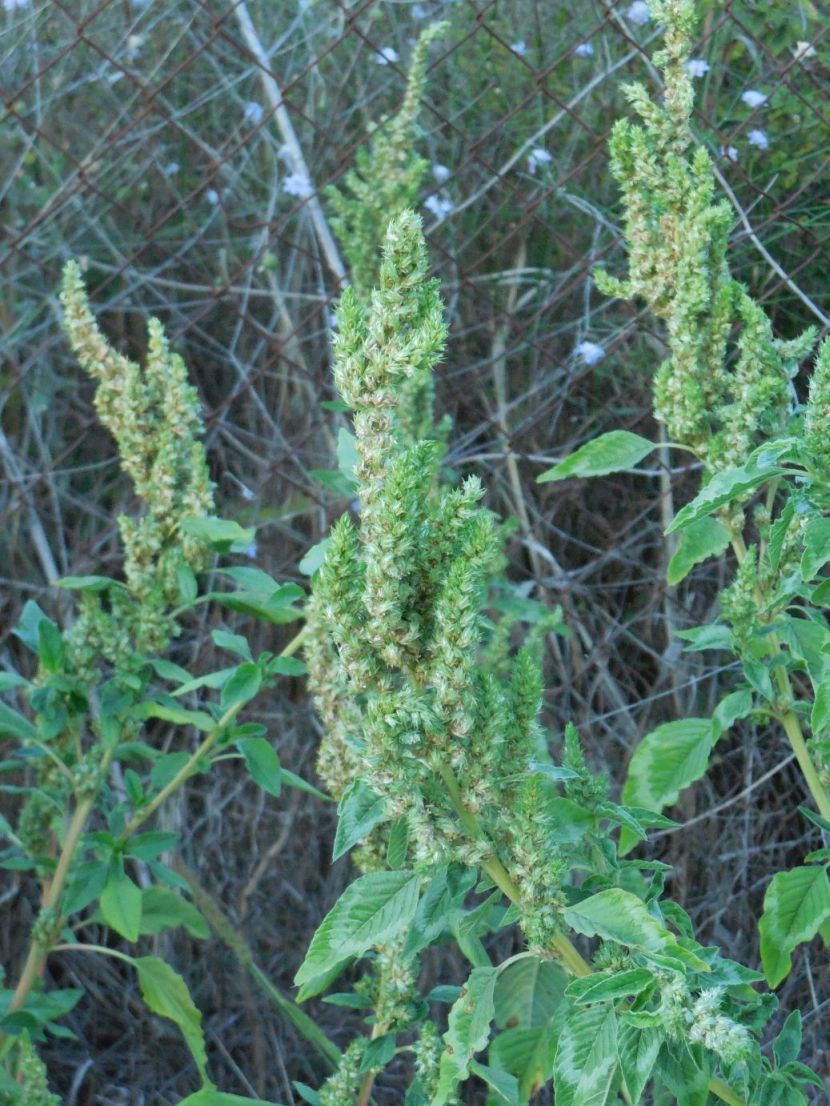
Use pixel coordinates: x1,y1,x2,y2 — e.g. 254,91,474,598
1,0,828,1101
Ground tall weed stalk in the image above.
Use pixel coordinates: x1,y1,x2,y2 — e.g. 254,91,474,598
542,0,830,994
0,268,308,1103
300,210,820,1106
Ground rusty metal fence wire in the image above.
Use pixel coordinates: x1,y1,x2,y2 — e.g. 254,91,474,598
1,0,829,599
1,0,830,1098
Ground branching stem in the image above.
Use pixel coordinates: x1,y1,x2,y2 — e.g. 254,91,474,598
120,701,244,839
8,795,95,1016
729,533,830,821
437,761,747,1106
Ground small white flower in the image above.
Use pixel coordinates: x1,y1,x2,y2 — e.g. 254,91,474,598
626,1,650,26
282,171,313,197
243,100,264,125
740,89,767,109
575,340,605,365
721,145,738,163
792,40,816,61
245,541,258,560
685,59,709,78
327,309,339,330
376,46,399,65
574,42,595,58
511,40,528,57
241,484,256,502
162,160,180,177
527,147,552,175
424,193,453,221
125,34,144,61
431,162,451,183
412,2,427,17
747,128,769,150
205,188,220,205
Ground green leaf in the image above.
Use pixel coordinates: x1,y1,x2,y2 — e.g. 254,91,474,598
332,779,388,861
177,565,198,606
563,889,708,971
139,887,209,939
180,515,255,550
659,1042,710,1106
37,623,64,672
100,873,143,941
386,818,409,869
62,859,109,916
800,517,830,580
666,460,780,534
135,701,215,732
293,1085,321,1106
295,870,420,987
538,432,655,483
0,671,28,692
128,831,180,860
567,968,654,1006
209,590,303,624
150,751,192,790
713,688,753,732
810,678,830,736
279,768,330,801
494,956,567,1030
56,574,125,593
553,1004,618,1106
148,658,193,685
780,616,827,681
675,623,732,651
433,967,498,1105
295,957,353,1004
359,1031,396,1072
236,737,282,797
14,600,52,652
772,1011,802,1069
299,538,331,577
337,428,358,482
212,630,253,661
176,1091,284,1106
759,865,830,987
619,718,717,855
666,516,730,585
0,702,37,742
170,667,236,698
135,955,208,1079
220,663,262,712
268,656,307,677
218,566,286,594
616,1023,662,1105
489,1027,555,1103
469,1060,521,1105
405,866,477,956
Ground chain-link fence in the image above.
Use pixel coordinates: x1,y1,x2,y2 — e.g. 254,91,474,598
1,1,829,1100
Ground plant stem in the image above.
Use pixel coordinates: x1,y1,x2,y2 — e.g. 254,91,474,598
774,684,830,822
120,701,244,839
123,630,307,839
709,1075,748,1106
728,534,830,821
356,1020,387,1106
437,762,591,976
437,762,747,1106
280,625,309,658
175,860,340,1069
8,795,94,1014
52,942,135,965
